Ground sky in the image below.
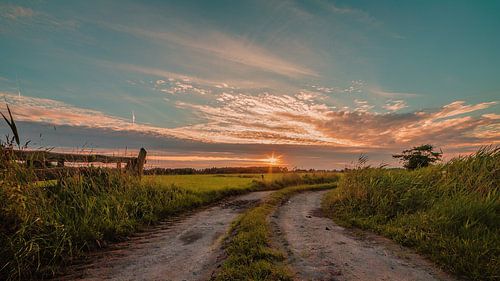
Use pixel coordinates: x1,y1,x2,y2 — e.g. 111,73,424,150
0,0,499,169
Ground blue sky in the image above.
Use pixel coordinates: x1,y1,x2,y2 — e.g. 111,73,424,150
0,0,498,168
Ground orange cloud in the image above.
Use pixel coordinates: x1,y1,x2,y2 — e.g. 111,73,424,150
1,92,498,151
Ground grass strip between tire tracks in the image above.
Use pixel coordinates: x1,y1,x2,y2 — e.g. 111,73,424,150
215,182,337,281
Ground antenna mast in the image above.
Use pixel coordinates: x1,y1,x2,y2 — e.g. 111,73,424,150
16,74,21,97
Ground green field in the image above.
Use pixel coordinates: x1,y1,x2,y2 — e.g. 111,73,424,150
145,173,285,191
322,147,499,280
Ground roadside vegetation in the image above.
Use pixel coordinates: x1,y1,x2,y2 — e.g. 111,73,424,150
0,163,337,280
0,105,341,280
322,147,499,280
215,177,339,281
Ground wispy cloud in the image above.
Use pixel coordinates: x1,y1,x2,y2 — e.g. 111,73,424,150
431,101,497,120
319,0,379,26
154,79,210,95
483,113,500,120
105,23,317,79
369,87,420,98
112,63,287,91
0,5,35,20
310,80,365,95
0,4,79,32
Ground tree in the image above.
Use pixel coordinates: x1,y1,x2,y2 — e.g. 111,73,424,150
393,144,442,170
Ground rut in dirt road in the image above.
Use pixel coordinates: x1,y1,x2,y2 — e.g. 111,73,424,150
272,191,458,281
59,191,272,281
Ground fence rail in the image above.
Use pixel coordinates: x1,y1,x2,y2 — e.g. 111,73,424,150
12,150,135,164
5,148,147,178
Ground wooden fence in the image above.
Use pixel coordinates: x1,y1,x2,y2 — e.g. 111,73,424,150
6,148,147,179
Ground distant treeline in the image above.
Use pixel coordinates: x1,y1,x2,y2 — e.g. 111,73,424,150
144,166,288,175
144,166,340,175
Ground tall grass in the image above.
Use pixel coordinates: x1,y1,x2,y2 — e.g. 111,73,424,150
0,171,240,280
0,163,336,280
322,147,499,280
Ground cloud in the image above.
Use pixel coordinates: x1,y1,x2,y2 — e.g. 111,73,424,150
154,79,211,95
113,63,281,90
321,1,379,25
310,80,365,95
105,23,317,79
0,5,35,20
354,99,375,112
383,100,408,112
369,87,420,98
147,154,268,164
175,94,500,147
0,4,79,32
483,113,500,120
296,91,321,101
174,92,360,146
1,92,497,151
175,93,499,149
431,101,497,120
0,92,186,140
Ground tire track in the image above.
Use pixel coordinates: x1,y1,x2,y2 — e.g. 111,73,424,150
271,190,457,281
58,191,272,281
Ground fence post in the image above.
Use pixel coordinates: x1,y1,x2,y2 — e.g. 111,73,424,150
125,148,147,176
136,148,147,177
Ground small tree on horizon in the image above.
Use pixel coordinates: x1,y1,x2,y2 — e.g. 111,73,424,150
393,144,442,170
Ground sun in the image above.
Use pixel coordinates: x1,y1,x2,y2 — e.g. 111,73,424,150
264,152,281,166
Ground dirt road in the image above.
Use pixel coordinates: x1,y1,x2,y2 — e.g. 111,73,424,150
272,190,457,281
59,191,272,281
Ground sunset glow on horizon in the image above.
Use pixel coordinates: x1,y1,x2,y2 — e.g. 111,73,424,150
0,0,498,169
263,153,282,166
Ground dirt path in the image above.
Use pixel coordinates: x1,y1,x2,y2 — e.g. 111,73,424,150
59,191,272,281
271,190,457,281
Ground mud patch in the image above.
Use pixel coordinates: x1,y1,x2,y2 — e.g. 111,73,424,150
179,230,204,245
310,207,326,218
221,199,260,210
